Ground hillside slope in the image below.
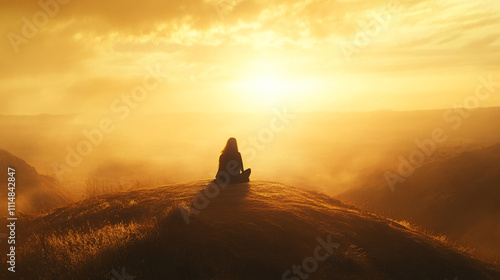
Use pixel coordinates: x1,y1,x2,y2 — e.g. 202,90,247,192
339,142,500,262
0,149,74,216
4,181,499,279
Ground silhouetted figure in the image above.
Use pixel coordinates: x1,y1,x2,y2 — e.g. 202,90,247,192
215,138,251,185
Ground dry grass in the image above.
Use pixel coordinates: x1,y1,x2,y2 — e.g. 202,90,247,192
84,178,124,199
30,221,151,264
83,178,160,199
2,181,499,280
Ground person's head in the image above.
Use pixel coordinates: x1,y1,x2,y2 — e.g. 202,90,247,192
222,137,238,154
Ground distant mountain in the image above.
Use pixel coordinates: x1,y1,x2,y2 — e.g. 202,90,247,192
339,142,500,262
4,181,499,279
0,149,74,216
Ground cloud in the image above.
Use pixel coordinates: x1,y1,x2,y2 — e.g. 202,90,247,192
1,0,500,114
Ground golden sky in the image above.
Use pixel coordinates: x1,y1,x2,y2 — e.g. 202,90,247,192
1,0,500,114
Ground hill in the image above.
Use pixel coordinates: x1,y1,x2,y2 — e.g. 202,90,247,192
3,181,499,279
339,142,500,262
0,149,74,216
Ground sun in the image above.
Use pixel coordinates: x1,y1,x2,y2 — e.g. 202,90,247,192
247,75,288,105
232,72,296,108
227,59,295,108
230,59,326,110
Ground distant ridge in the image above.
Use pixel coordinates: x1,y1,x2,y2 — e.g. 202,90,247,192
339,142,500,262
0,149,74,216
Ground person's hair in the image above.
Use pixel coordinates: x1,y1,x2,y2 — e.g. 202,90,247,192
221,137,238,154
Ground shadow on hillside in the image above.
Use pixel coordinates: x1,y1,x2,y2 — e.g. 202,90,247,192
189,181,252,219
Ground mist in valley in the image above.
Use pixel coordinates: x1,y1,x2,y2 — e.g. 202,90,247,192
2,107,499,197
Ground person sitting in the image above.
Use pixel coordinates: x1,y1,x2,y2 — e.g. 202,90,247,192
215,137,251,185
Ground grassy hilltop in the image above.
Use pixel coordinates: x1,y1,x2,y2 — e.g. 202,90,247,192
2,181,499,279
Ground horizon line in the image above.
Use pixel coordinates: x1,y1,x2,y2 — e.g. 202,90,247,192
1,105,500,117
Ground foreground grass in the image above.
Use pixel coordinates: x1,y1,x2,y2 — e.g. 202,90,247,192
2,181,499,279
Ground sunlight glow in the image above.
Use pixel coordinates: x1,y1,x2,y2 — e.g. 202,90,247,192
247,75,288,105
228,59,331,111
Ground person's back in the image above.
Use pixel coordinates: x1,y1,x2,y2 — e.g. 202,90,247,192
218,151,243,174
215,138,251,185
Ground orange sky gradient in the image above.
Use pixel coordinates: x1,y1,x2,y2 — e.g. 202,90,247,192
1,0,500,114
